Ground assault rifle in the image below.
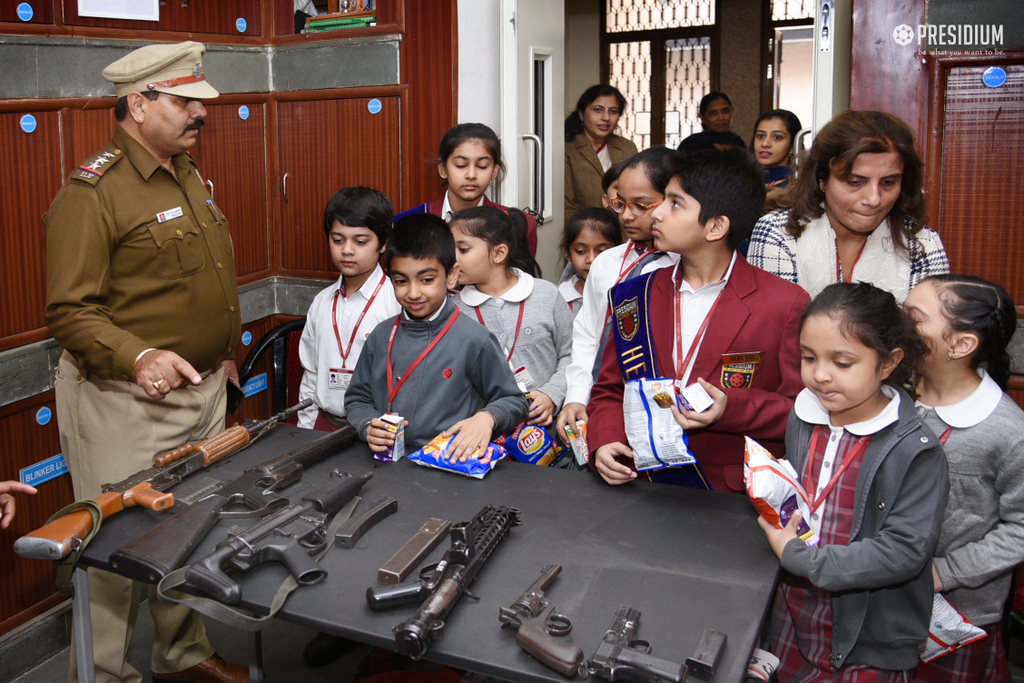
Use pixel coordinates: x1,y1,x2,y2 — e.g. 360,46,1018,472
499,564,583,678
14,400,311,561
366,505,521,659
109,425,358,583
184,470,372,605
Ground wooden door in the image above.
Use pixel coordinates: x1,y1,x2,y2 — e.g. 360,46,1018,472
0,111,63,350
175,0,262,36
191,100,271,281
277,96,401,276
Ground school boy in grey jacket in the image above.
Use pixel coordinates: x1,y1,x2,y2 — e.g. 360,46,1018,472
345,214,529,457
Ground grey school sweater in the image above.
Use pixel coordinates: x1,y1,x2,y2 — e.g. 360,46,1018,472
345,297,529,451
918,371,1024,626
455,271,574,408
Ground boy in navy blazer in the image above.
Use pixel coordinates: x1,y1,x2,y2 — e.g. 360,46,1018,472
588,149,810,492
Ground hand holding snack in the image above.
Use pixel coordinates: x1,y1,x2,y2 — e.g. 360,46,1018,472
367,417,402,453
526,391,556,427
757,510,802,559
556,402,588,444
594,442,637,485
443,411,497,463
670,377,726,430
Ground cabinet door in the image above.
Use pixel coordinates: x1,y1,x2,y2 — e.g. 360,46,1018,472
175,0,262,36
0,395,73,629
277,96,401,275
0,111,63,350
62,0,175,31
192,101,271,279
0,0,55,24
229,318,273,425
61,108,116,180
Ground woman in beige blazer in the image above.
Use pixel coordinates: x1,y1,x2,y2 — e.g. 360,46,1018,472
564,85,639,221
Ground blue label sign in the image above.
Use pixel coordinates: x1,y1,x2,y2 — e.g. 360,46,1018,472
236,17,247,33
242,331,253,345
242,372,267,398
367,99,382,115
17,3,34,21
21,454,68,486
982,66,1006,88
36,407,51,426
238,105,250,120
20,114,36,134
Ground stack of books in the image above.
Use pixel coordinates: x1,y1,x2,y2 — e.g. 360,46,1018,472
305,10,376,32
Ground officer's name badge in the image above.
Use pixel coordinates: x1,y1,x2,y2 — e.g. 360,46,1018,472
157,206,184,223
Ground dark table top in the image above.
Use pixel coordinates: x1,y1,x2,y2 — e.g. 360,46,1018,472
81,427,780,683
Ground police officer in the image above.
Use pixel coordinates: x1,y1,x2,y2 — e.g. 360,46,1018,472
45,42,246,683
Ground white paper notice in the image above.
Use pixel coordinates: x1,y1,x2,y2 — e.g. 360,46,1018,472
79,0,159,21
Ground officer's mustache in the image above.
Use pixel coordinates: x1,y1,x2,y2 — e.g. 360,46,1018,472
183,118,205,133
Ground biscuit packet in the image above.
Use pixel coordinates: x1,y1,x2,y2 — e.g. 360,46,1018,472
743,436,819,546
622,377,696,472
407,432,504,479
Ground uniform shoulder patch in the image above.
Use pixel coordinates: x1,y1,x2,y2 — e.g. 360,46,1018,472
72,145,125,186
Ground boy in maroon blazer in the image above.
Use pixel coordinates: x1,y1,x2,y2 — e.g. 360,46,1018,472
588,149,809,493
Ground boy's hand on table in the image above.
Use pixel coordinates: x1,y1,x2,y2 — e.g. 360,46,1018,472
594,442,637,485
526,391,555,426
757,510,801,560
366,417,401,453
671,378,726,430
444,411,496,462
555,402,588,444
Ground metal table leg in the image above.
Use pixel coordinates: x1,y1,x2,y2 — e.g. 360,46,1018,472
71,566,96,683
248,629,264,683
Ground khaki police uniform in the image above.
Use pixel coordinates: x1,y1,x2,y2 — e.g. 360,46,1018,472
43,42,242,683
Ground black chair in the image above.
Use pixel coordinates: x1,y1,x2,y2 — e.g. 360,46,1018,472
238,317,307,416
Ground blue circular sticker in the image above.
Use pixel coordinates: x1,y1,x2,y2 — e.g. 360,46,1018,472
36,407,51,426
242,331,253,346
982,66,1007,88
20,114,37,134
367,99,382,115
236,17,247,33
17,3,33,21
238,105,250,120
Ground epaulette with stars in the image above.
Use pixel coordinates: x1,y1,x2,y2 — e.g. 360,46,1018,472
72,144,124,186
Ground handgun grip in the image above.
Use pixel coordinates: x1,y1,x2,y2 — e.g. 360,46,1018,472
516,618,584,678
609,645,686,683
278,541,327,586
14,491,126,560
185,548,241,605
122,482,174,511
366,581,428,610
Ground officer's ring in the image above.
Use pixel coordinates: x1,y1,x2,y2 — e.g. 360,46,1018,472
153,378,166,390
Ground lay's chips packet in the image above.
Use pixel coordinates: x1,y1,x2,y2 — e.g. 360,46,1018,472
743,436,819,546
407,432,504,479
501,424,564,466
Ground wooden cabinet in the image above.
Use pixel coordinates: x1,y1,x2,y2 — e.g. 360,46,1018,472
62,0,260,36
0,110,63,351
230,317,274,425
277,94,402,276
0,0,55,25
193,99,272,281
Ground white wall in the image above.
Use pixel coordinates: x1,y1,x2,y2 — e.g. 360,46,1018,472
457,0,501,130
565,0,601,115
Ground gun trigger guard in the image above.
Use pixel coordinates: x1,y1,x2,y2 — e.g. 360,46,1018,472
629,638,652,653
545,611,572,637
418,563,439,581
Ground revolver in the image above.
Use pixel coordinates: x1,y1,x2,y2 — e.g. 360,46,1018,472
580,605,686,682
499,564,583,678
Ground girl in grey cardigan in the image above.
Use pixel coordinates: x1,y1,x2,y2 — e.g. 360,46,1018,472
759,283,948,680
905,275,1024,682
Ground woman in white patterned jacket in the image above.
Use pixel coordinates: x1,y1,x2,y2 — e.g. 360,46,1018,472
748,110,948,303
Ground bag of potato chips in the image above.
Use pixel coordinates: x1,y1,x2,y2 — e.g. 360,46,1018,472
623,377,696,472
407,432,504,479
743,436,819,546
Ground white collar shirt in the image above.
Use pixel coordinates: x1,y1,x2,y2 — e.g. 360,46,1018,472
670,251,737,386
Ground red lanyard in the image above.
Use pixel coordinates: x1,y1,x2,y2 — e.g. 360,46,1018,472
473,301,525,362
332,273,386,368
386,312,458,410
615,241,646,286
835,239,868,283
806,425,872,513
673,289,721,382
939,426,952,445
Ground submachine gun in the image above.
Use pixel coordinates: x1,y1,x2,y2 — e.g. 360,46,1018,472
109,425,358,583
183,470,373,605
366,505,521,660
14,400,311,561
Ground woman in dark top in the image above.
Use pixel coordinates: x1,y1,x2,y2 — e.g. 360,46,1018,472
677,92,746,153
751,108,802,188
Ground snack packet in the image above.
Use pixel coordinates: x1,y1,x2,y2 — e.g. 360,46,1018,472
622,378,696,472
373,414,406,462
502,424,564,466
406,432,504,479
743,436,819,546
564,420,589,466
919,594,986,663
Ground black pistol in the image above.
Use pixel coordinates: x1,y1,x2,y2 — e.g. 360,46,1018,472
581,605,686,682
183,470,372,605
499,564,582,678
366,505,521,660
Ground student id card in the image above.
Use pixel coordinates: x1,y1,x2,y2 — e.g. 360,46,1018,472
329,368,353,391
511,363,534,391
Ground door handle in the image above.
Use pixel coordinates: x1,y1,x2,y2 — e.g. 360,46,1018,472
282,172,289,203
521,134,544,225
